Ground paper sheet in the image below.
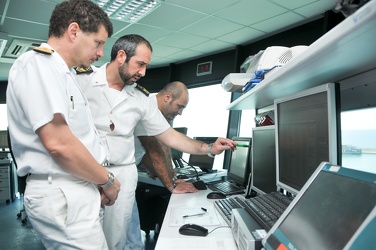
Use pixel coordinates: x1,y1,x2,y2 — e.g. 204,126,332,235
155,237,238,250
169,206,221,226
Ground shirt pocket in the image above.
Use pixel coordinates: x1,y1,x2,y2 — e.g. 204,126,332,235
68,95,91,136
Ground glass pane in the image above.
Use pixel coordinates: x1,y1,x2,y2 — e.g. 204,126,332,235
0,104,7,130
341,107,376,174
173,84,231,169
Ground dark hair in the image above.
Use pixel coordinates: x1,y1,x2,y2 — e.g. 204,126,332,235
110,34,152,62
49,0,113,38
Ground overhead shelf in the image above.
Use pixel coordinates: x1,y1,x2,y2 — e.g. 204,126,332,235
227,0,376,110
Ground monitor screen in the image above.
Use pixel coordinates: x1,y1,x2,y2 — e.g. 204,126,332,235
189,137,217,171
251,125,276,194
171,127,188,160
275,83,340,195
227,137,252,187
264,163,376,250
0,130,8,149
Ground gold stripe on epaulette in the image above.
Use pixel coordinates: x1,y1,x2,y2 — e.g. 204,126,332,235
75,66,93,74
33,47,54,55
135,84,150,96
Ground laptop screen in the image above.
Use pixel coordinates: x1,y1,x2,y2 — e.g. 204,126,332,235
227,137,252,187
189,137,217,171
263,162,376,250
171,127,188,160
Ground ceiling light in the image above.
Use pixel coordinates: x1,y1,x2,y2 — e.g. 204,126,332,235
92,0,161,23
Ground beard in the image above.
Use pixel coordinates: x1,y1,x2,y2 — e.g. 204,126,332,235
118,63,140,85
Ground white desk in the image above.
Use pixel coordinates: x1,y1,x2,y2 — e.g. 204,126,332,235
155,189,238,250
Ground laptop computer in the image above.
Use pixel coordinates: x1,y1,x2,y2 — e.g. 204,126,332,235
208,137,252,195
263,162,376,250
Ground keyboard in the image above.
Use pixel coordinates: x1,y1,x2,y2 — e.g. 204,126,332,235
213,197,244,226
208,180,245,195
238,192,293,230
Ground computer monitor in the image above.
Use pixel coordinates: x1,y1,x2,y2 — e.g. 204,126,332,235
0,130,8,150
227,137,252,187
275,82,340,195
251,125,276,194
171,127,188,160
188,137,217,171
170,127,188,168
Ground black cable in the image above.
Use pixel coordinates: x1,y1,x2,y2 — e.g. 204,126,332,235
177,151,201,181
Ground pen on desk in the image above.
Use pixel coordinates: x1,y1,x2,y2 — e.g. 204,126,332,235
183,212,206,218
236,144,250,147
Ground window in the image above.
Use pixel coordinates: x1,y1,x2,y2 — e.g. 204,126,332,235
341,107,376,174
0,104,7,130
172,84,231,169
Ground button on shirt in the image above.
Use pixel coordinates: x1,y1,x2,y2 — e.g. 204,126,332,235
6,43,106,176
76,64,170,165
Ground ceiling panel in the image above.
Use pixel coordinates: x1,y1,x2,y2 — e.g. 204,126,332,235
215,0,288,26
137,4,207,31
0,0,338,81
252,12,306,33
181,16,244,39
165,0,240,15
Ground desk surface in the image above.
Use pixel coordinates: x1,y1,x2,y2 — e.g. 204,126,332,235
155,189,239,250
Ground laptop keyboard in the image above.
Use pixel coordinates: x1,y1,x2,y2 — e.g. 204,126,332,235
239,192,293,230
213,197,244,226
208,181,245,195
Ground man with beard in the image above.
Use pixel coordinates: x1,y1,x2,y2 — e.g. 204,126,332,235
126,81,197,249
75,34,237,250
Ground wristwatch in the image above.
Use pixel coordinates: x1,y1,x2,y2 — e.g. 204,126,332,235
206,143,215,158
100,172,115,189
169,182,177,193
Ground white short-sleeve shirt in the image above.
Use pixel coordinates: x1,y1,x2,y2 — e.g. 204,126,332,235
76,64,170,165
7,43,106,176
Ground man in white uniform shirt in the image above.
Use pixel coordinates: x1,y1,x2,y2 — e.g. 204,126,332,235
6,1,120,249
126,81,197,249
75,34,237,250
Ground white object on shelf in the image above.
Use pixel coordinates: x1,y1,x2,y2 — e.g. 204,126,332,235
221,73,253,92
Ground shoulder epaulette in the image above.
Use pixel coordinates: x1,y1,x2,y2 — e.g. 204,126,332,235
75,66,94,74
135,84,150,96
33,46,54,55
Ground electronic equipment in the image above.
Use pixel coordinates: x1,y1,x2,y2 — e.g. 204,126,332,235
227,137,252,187
275,82,340,195
208,137,252,195
188,137,217,172
251,125,276,195
244,46,307,77
0,130,8,150
222,46,307,93
231,208,264,250
171,127,188,168
263,162,376,250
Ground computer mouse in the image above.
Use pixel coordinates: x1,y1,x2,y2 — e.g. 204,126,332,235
179,223,209,237
206,191,226,199
176,174,189,179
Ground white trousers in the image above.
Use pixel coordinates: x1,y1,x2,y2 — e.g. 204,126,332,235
25,174,107,250
101,164,138,250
